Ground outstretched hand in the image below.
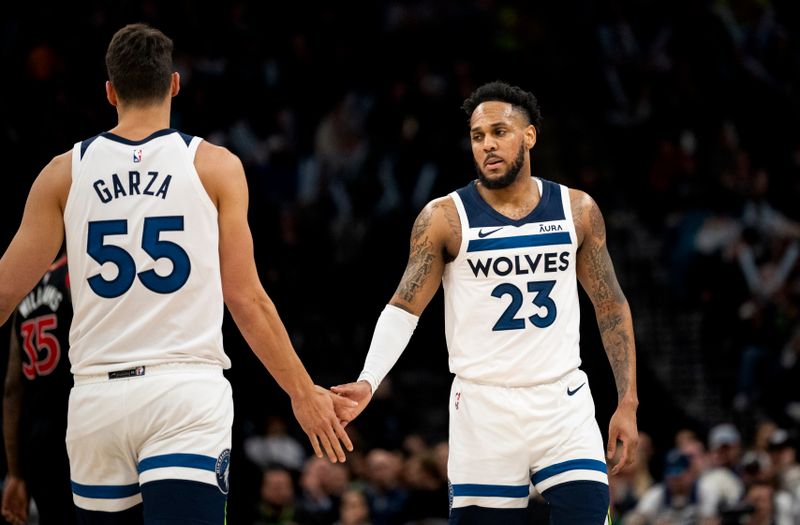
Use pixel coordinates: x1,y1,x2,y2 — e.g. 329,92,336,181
606,404,639,476
330,380,373,426
291,386,356,463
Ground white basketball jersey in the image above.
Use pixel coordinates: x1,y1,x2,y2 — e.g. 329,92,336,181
442,178,581,386
65,129,230,375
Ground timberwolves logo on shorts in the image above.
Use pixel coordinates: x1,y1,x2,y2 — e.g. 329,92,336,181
215,449,231,494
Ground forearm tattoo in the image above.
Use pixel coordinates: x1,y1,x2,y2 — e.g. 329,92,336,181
598,309,633,400
395,206,437,303
581,199,635,401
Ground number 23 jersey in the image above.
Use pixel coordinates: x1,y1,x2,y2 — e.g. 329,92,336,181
442,177,581,386
65,129,230,375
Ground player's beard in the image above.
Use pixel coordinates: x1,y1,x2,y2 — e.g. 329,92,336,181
476,142,526,190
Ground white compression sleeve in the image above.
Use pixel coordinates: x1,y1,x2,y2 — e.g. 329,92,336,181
357,304,419,394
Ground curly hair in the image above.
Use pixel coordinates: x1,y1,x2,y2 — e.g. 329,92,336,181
462,80,542,135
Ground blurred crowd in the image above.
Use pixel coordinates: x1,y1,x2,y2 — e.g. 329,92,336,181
2,0,800,523
226,413,800,524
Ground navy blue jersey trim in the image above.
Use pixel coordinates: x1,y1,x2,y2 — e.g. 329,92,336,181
531,458,607,485
71,480,140,499
467,232,572,252
137,453,217,474
451,483,530,498
100,128,177,146
456,178,565,228
177,131,194,146
80,134,101,160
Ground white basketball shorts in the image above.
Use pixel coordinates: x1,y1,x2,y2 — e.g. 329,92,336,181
448,368,608,510
66,364,233,512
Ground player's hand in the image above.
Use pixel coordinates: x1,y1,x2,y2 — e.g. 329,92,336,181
330,380,373,426
318,385,362,423
291,385,355,463
606,403,638,476
1,475,29,525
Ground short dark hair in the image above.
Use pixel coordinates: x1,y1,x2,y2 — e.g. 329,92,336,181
462,81,542,135
105,23,174,105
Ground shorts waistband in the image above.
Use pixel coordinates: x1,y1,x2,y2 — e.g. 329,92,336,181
454,369,579,389
74,362,223,385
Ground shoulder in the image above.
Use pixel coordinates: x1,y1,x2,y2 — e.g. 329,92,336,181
194,141,246,206
567,187,595,222
568,188,604,245
41,150,72,180
48,150,73,171
36,150,72,205
417,195,460,232
415,196,461,258
195,140,243,174
424,195,457,217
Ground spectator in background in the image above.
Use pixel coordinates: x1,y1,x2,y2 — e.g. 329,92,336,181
698,423,745,522
740,481,794,525
766,429,800,502
245,415,307,472
623,448,699,525
335,489,371,525
401,451,448,524
362,449,407,525
295,456,352,525
254,465,299,525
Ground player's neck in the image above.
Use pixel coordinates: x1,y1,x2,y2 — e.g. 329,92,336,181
110,100,173,141
476,173,540,221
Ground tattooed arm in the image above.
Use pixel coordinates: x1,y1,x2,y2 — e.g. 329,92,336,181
390,196,460,314
572,189,639,475
332,197,460,422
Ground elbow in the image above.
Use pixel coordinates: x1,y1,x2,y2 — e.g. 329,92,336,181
223,287,274,323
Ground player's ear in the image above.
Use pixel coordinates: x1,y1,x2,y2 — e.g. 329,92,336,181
170,72,180,97
525,124,537,150
106,81,118,107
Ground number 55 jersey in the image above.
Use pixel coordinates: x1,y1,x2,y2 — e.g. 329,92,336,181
442,177,580,386
65,130,230,375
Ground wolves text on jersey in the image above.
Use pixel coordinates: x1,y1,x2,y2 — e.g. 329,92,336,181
93,170,172,203
467,251,570,278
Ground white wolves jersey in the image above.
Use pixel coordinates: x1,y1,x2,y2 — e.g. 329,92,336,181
442,177,580,386
65,129,230,375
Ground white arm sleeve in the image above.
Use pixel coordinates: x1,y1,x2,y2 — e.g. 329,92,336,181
357,304,419,394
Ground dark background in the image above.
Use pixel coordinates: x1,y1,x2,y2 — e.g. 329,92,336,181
1,0,799,522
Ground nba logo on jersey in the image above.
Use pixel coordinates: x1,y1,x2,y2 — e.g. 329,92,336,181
133,148,143,162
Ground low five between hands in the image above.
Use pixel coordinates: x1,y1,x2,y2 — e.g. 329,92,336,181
330,380,373,427
292,386,358,463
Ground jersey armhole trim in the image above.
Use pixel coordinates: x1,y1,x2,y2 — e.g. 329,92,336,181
448,192,469,260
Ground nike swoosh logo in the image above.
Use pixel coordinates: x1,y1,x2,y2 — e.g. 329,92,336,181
477,227,503,238
567,383,586,396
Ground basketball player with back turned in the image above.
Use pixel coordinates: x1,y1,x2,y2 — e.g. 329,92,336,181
333,81,639,524
2,250,75,525
0,23,353,524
